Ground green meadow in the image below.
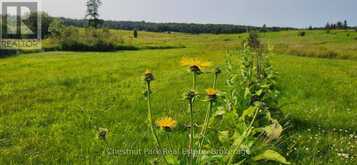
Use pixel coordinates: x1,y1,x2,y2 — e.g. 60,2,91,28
0,30,357,164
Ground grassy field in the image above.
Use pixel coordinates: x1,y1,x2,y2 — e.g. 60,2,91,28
0,30,357,164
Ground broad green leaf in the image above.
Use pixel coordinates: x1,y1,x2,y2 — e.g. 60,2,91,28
244,87,251,98
256,89,263,96
252,150,290,164
260,119,283,141
240,106,256,121
214,107,226,117
232,131,244,146
218,131,230,144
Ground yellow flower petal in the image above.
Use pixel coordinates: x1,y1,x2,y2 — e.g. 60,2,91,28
180,57,211,69
155,117,177,129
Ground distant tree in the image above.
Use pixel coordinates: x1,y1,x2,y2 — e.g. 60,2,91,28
344,20,348,29
23,12,52,38
261,24,267,32
308,26,313,30
86,0,102,28
133,29,138,38
325,22,331,29
329,23,336,29
49,18,65,37
336,21,343,29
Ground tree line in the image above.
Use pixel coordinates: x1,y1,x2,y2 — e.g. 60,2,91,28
325,20,349,29
59,17,295,34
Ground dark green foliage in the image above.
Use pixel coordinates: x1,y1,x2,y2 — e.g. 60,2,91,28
133,30,138,38
23,12,53,38
59,18,296,34
52,27,136,51
326,20,349,30
260,24,268,32
344,20,348,29
48,18,65,37
325,23,331,29
298,31,306,37
0,49,19,57
336,21,343,29
246,31,261,49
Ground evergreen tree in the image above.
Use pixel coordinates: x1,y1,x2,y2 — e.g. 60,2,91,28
325,22,331,29
261,24,267,32
344,20,348,29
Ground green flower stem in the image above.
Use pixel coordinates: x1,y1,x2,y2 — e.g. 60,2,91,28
227,107,259,164
189,72,197,164
188,99,194,165
146,82,168,164
198,100,213,151
192,73,197,91
213,73,218,89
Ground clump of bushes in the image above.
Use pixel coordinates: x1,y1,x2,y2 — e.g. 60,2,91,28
46,19,137,51
298,31,306,37
59,27,124,51
0,50,20,58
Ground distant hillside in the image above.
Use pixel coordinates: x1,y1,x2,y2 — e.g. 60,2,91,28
59,17,296,34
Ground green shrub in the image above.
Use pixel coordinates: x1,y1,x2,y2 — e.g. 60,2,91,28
50,27,137,51
0,50,19,58
298,31,306,37
133,30,138,38
49,18,65,38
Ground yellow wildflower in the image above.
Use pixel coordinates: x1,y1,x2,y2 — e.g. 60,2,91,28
156,117,177,130
206,88,218,101
144,69,154,82
180,57,211,73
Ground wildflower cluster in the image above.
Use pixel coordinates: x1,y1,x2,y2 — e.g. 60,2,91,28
141,50,288,164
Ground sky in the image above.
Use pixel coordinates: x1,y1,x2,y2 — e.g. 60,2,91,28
41,0,357,28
